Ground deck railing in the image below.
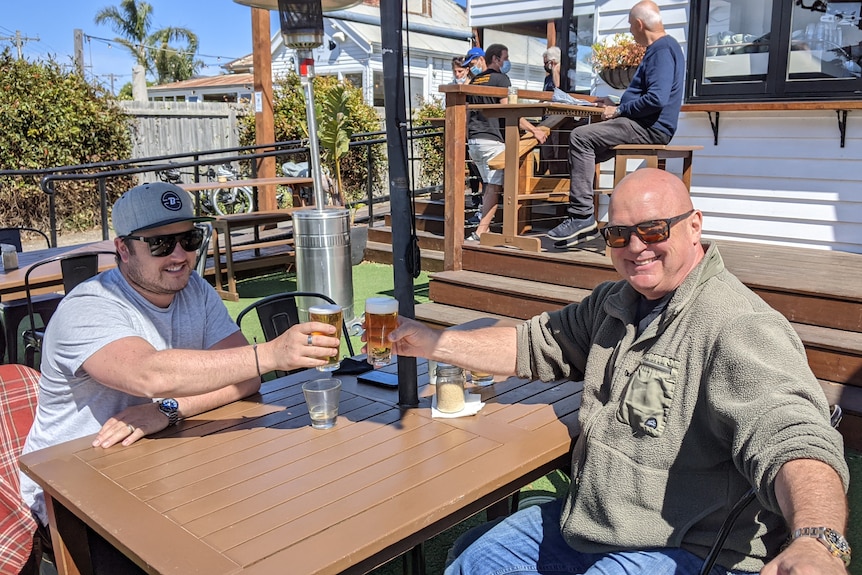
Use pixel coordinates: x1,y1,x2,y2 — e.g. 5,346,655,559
0,126,442,246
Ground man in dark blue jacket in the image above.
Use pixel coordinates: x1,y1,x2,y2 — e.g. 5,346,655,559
548,0,684,248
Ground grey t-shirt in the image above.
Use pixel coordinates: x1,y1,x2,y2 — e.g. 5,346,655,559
20,268,239,524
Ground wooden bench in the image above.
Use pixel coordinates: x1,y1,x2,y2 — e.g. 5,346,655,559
611,144,703,189
210,210,296,301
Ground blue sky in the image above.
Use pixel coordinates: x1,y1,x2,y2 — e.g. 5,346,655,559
1,1,280,91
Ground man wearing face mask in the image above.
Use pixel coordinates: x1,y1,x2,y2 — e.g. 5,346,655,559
464,44,547,241
542,46,561,91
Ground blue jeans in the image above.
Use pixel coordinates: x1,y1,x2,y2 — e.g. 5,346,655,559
444,499,757,575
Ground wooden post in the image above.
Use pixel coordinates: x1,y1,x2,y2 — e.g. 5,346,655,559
252,8,277,210
441,84,467,271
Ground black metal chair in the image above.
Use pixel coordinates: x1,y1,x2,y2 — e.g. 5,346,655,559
698,404,843,575
22,251,115,369
236,291,355,378
0,227,50,252
0,227,57,364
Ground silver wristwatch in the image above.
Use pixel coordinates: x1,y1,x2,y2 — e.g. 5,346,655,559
789,526,851,566
157,398,180,426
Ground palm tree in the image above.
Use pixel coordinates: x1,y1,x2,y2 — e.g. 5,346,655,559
317,84,351,207
149,28,203,84
94,0,200,83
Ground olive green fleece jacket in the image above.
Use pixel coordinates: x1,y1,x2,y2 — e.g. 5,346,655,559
515,243,849,572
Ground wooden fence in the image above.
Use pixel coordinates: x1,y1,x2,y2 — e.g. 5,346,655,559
118,101,251,162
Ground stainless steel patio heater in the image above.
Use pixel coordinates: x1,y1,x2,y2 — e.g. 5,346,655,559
235,0,359,323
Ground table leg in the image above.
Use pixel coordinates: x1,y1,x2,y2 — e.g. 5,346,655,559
481,116,542,252
46,494,90,575
211,221,239,302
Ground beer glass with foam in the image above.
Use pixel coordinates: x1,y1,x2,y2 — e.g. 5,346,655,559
364,297,399,368
308,303,343,371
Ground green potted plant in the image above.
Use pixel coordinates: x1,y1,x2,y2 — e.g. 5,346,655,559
591,33,646,90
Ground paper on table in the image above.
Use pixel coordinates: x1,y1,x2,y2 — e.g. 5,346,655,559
431,392,484,418
551,88,596,107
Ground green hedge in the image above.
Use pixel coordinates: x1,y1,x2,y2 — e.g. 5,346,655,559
0,49,133,231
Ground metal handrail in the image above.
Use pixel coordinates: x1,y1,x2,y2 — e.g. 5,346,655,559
3,124,444,246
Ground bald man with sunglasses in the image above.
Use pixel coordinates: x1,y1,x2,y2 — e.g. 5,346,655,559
387,169,850,575
20,182,341,534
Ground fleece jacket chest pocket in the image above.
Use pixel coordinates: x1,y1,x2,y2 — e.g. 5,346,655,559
616,353,679,437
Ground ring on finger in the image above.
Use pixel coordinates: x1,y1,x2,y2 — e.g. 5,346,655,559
307,334,313,346
127,423,135,433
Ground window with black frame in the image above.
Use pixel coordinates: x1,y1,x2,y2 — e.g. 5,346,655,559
688,0,862,102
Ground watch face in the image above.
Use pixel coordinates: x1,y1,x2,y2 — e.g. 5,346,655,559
825,529,851,553
161,398,179,411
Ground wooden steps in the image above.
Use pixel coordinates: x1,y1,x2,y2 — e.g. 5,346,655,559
413,239,862,449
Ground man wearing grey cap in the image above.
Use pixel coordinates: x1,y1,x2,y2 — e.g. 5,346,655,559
19,182,341,545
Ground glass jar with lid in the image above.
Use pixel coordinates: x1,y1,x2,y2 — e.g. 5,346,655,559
435,363,465,413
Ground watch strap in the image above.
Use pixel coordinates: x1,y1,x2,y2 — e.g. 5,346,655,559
790,526,851,567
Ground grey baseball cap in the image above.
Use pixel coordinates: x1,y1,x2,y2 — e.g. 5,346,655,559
112,182,214,237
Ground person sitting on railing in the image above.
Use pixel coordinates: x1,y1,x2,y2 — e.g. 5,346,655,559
18,181,341,570
464,44,547,241
548,0,685,248
388,168,850,575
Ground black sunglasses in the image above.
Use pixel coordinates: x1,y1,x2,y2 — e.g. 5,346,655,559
600,210,695,248
124,228,204,257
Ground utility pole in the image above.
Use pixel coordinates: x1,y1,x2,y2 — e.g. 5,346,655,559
0,30,39,59
74,29,85,77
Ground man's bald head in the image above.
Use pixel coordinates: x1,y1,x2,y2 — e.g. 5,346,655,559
606,168,703,300
609,168,693,222
630,0,663,30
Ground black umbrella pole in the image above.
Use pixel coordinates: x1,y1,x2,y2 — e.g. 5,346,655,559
380,0,418,407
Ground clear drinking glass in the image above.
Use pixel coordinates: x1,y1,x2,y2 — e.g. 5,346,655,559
302,378,341,429
308,304,343,371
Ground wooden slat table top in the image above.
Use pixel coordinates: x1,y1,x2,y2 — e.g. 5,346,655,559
179,177,312,193
0,240,116,300
212,209,296,229
20,360,580,575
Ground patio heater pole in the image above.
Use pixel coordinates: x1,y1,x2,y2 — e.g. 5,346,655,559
277,0,327,208
297,54,327,208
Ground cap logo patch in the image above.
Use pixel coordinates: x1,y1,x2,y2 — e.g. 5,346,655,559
161,191,183,211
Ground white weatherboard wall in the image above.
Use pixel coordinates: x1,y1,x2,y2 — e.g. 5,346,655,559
677,110,862,254
468,0,862,253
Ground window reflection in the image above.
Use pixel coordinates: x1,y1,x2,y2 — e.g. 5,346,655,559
703,0,773,84
788,1,862,80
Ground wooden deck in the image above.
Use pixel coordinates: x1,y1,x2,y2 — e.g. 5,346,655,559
367,222,862,450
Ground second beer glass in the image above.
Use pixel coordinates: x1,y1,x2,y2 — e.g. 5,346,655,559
309,304,343,371
365,297,399,367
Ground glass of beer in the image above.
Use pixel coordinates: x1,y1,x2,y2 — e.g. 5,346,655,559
364,297,399,368
308,303,343,371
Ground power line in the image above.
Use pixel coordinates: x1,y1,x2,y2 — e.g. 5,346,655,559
83,33,244,64
0,30,40,59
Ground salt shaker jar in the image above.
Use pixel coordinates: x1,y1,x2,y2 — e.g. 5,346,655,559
435,363,465,413
1,244,18,271
507,86,519,104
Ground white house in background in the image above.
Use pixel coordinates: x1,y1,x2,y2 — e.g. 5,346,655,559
148,0,553,108
468,0,862,254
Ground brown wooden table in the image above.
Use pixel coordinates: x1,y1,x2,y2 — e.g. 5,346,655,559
20,359,581,575
0,240,117,302
469,103,604,252
179,177,313,215
209,210,296,301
